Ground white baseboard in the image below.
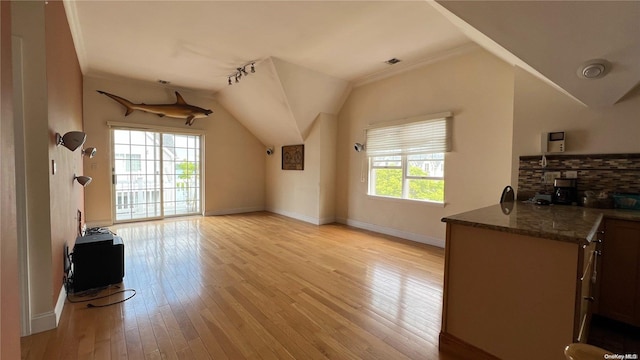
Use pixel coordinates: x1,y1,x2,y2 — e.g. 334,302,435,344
336,217,445,248
55,284,66,326
266,208,323,225
318,216,336,225
30,311,56,335
30,284,66,335
204,206,265,216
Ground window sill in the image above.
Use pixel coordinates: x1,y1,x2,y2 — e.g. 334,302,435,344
366,194,446,208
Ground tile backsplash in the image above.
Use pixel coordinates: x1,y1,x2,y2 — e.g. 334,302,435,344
517,153,640,201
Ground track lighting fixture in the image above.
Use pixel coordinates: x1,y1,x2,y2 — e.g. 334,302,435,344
82,147,97,158
56,131,86,152
74,174,92,187
354,143,366,152
227,62,256,86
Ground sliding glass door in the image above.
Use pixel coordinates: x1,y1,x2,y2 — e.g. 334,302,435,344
161,133,201,216
113,129,201,222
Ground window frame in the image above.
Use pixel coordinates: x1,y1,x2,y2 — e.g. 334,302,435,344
364,112,451,204
368,152,445,203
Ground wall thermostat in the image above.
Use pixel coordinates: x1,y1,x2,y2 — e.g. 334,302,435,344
541,131,565,153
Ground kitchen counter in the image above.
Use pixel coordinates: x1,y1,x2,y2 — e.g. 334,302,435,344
442,202,640,245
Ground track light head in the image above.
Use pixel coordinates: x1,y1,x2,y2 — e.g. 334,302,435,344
354,143,365,152
228,77,232,85
251,63,255,73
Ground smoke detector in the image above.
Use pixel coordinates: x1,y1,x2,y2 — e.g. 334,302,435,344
577,59,610,79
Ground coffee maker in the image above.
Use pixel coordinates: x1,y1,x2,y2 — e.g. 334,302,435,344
553,178,577,205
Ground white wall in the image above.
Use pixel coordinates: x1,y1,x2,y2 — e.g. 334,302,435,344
511,68,640,186
82,75,265,225
336,48,514,246
265,113,337,225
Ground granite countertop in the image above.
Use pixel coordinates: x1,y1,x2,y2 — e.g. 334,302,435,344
442,202,640,245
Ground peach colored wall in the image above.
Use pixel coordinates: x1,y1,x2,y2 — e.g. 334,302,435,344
1,0,21,357
511,68,640,187
82,75,265,225
336,48,514,246
46,0,83,307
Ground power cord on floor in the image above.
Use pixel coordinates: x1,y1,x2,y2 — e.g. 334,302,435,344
66,284,137,308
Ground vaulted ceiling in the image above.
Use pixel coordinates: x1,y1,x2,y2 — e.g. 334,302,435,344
64,1,640,145
435,1,640,108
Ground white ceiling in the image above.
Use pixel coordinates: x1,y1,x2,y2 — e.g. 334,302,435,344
63,0,640,144
64,0,471,94
436,0,640,107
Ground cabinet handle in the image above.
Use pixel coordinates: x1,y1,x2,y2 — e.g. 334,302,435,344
584,296,595,302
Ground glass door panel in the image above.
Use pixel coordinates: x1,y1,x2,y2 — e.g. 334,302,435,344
162,134,201,216
113,129,201,223
113,129,161,222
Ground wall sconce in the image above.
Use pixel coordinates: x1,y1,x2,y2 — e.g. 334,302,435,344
354,143,366,152
82,147,97,158
74,174,92,187
56,131,86,152
266,147,274,156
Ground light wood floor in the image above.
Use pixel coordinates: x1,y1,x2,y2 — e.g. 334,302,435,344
21,212,457,360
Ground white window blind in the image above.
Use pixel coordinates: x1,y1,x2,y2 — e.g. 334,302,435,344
365,115,451,157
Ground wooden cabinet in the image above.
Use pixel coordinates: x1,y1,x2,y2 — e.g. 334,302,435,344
597,219,640,326
439,223,591,360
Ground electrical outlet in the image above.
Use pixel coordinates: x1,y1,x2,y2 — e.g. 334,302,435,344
543,171,561,184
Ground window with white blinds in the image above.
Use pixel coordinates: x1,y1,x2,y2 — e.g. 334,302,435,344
365,115,451,157
365,113,451,203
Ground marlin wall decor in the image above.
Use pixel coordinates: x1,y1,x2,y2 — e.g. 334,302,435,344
97,90,213,126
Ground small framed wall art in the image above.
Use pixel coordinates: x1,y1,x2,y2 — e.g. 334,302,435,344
282,144,304,170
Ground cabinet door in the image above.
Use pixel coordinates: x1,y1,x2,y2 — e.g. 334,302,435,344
598,219,640,326
577,241,597,342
